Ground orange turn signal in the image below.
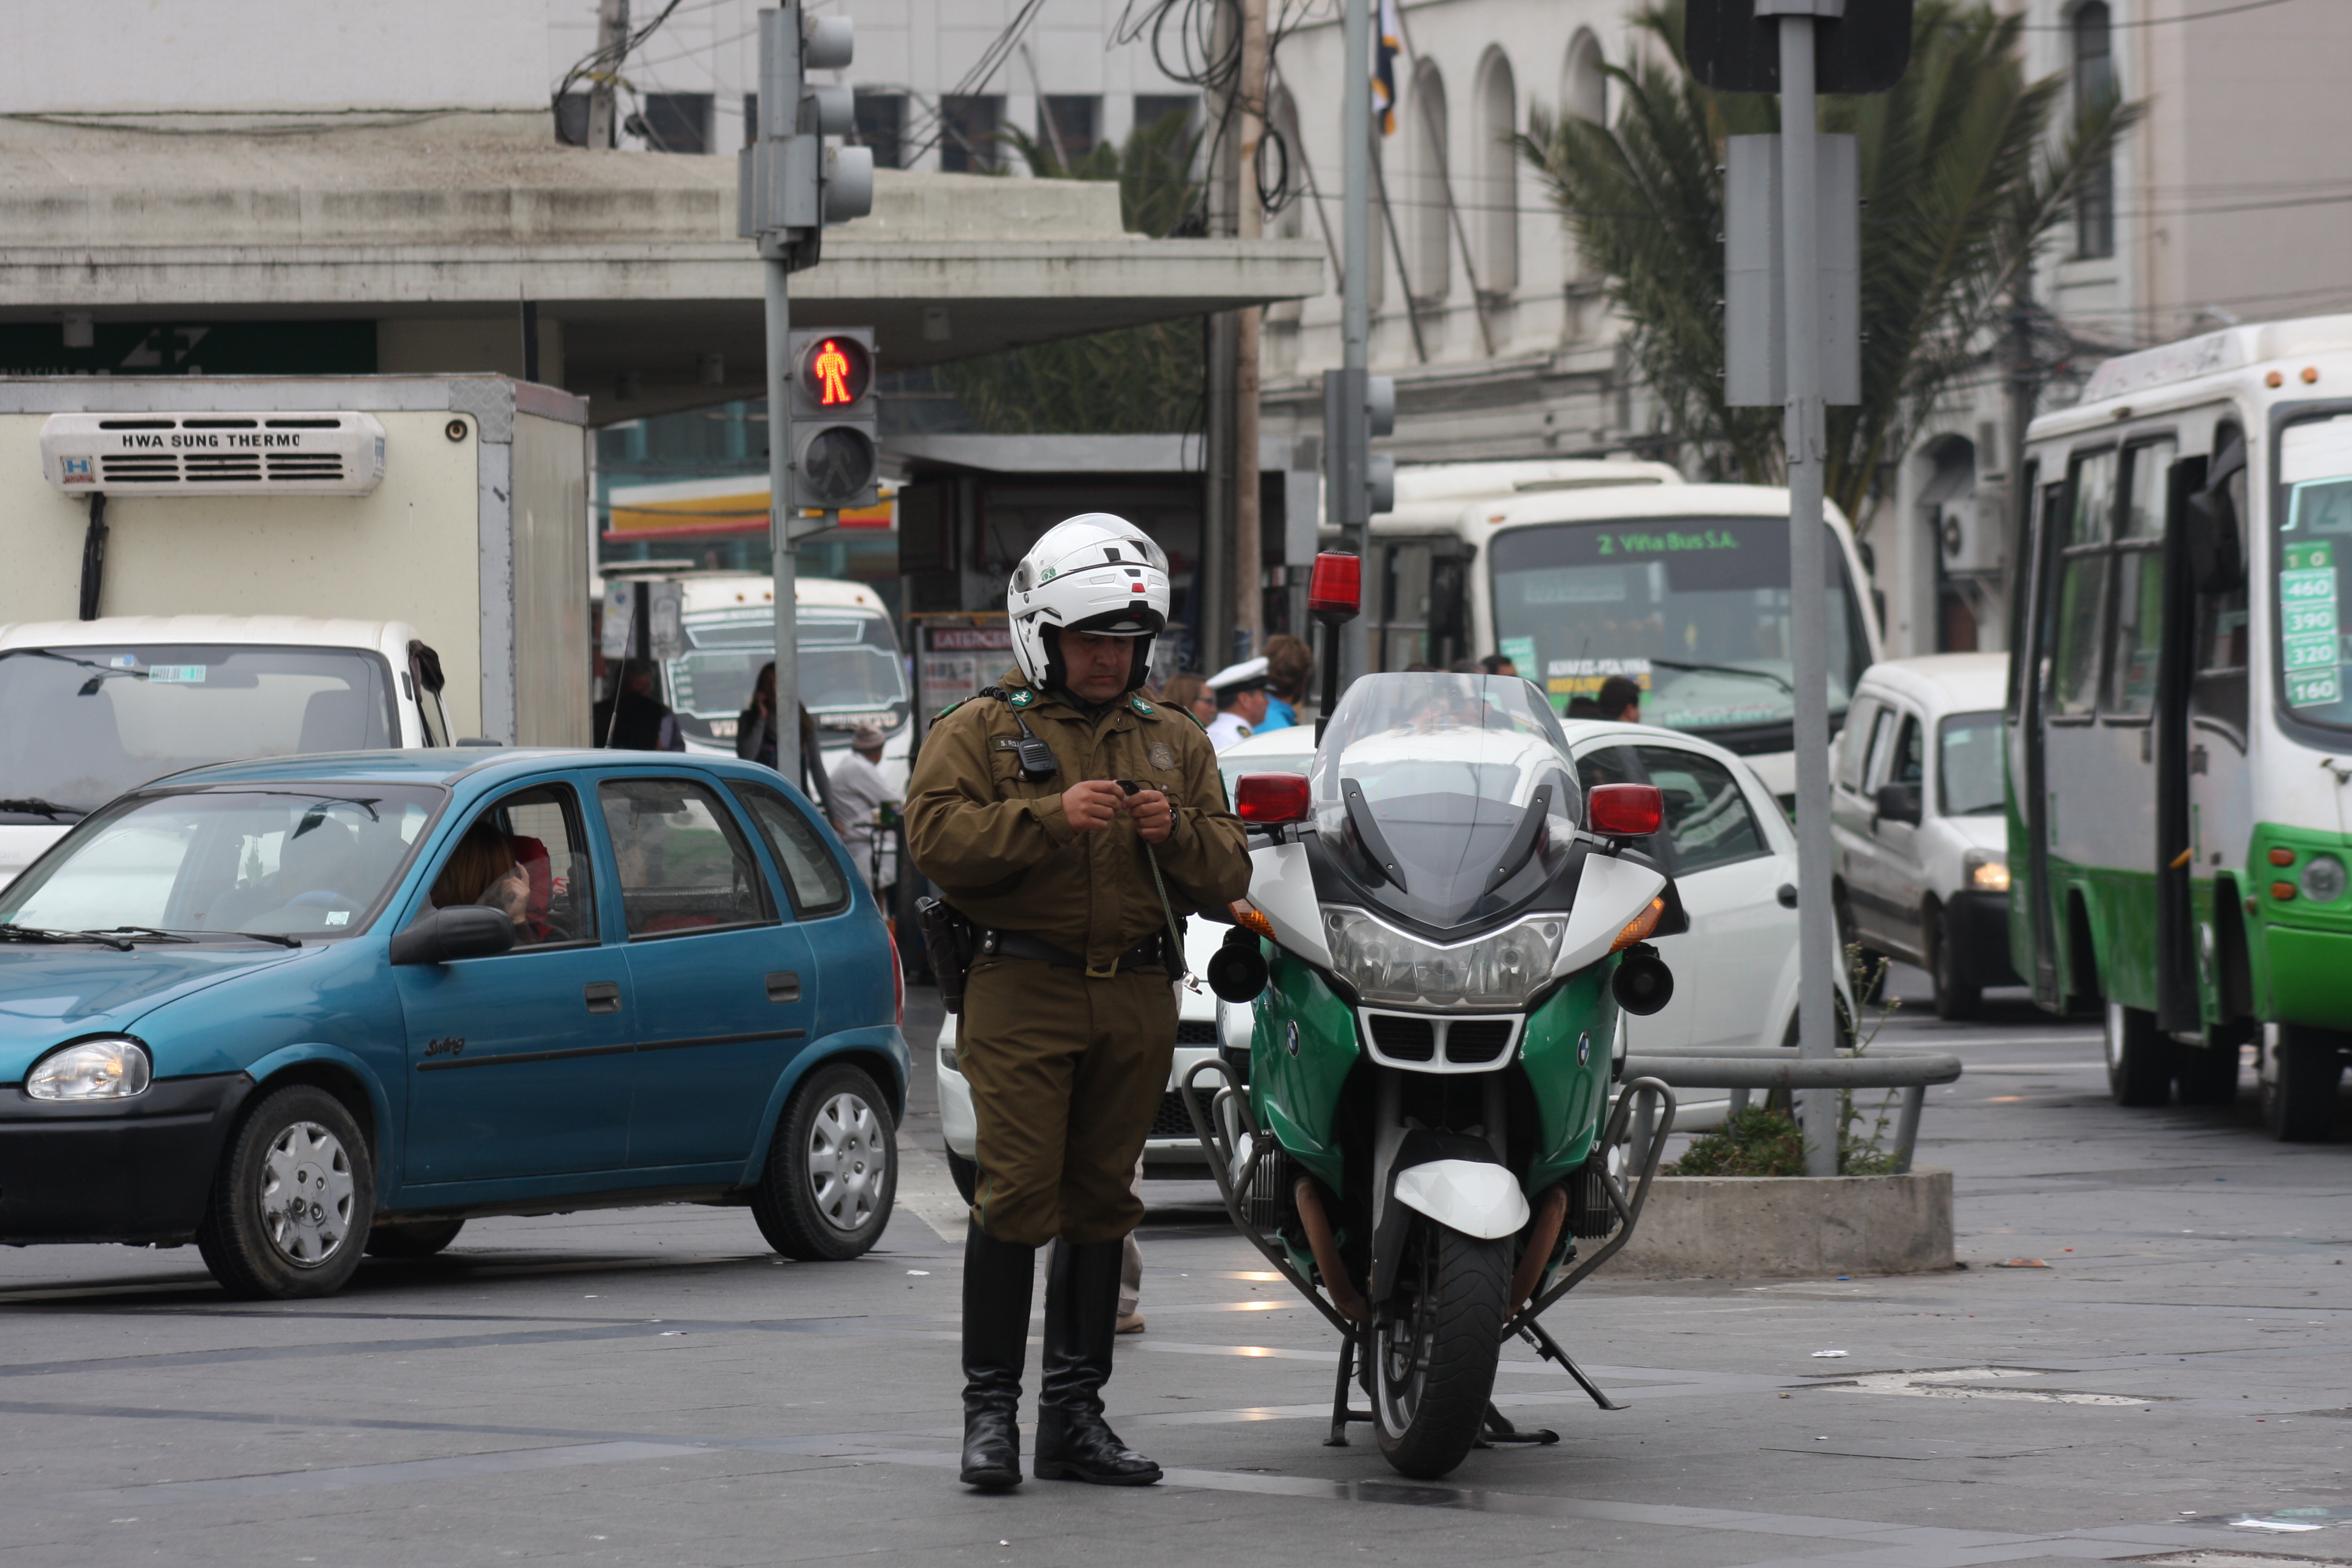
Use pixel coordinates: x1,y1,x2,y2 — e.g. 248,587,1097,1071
1230,899,1275,941
1611,896,1664,953
2269,846,2296,866
2272,881,2298,901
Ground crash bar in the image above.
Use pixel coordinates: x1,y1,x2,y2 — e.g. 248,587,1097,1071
1617,1050,1963,1174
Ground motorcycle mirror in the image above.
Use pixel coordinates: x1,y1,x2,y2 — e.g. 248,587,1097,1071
1612,942,1674,1016
1206,928,1269,1003
1235,772,1312,824
1587,783,1664,838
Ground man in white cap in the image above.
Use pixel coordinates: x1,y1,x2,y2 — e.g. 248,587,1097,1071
828,723,898,897
1203,656,1270,753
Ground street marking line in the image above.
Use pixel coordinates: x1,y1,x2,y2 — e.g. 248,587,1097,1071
1815,1366,2153,1405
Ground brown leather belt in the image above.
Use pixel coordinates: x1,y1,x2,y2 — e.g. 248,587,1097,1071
981,927,1169,977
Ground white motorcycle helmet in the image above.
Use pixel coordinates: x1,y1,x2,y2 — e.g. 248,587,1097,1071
1007,512,1171,695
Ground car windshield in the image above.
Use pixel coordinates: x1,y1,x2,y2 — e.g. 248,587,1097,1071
1310,673,1579,930
0,785,443,938
0,644,396,822
1938,711,2004,815
665,612,908,741
1489,517,1870,740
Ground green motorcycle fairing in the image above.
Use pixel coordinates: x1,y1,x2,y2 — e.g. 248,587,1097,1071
1247,944,1621,1202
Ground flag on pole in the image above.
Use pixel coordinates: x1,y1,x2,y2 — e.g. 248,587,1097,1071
1373,0,1401,136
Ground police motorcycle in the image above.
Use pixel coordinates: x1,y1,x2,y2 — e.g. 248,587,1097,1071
1185,670,1682,1480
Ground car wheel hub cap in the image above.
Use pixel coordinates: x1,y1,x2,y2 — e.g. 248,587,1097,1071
808,1092,884,1233
260,1121,354,1268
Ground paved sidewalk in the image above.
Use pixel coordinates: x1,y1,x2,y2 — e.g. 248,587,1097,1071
1,972,2346,1567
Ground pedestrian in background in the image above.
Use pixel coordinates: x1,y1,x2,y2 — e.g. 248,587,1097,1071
1261,635,1312,731
595,659,684,750
1155,671,1212,730
1597,674,1643,724
828,722,898,897
736,662,782,768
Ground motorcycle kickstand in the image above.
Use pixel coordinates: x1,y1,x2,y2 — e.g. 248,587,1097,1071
1520,1320,1628,1413
1479,1405,1559,1447
1327,1328,1373,1446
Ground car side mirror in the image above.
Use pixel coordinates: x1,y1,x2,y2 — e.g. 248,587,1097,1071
390,904,517,965
1874,782,1922,826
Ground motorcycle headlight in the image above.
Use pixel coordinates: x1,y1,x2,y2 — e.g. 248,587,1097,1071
1321,908,1567,1010
1964,850,2010,893
25,1037,151,1102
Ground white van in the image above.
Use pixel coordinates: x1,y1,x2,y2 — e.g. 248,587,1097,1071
613,574,912,793
1830,653,2019,1019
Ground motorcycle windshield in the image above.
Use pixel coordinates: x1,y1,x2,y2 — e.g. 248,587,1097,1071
1308,673,1581,930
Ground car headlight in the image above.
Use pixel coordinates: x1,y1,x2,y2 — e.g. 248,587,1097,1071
25,1038,151,1101
2302,854,2347,904
1964,851,2010,893
1321,908,1567,1010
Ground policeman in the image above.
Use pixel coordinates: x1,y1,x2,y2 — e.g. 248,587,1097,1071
905,514,1252,1492
1202,655,1272,752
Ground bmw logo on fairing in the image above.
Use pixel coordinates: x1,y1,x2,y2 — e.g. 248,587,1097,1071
1286,1020,1301,1057
1576,1030,1592,1067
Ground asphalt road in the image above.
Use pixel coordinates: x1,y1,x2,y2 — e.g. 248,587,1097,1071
2,969,2347,1568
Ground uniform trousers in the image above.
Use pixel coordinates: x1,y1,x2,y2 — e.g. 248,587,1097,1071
958,958,1176,1248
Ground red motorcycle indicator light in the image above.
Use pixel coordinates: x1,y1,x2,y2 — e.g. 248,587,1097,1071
1307,552,1361,619
1235,772,1313,824
1587,783,1663,838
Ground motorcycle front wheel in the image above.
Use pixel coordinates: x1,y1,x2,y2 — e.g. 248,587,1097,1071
1371,1217,1512,1479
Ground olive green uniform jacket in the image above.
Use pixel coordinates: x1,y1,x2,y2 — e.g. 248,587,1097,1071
904,673,1252,965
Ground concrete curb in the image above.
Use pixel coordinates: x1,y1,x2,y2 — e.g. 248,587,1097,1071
1607,1165,1954,1278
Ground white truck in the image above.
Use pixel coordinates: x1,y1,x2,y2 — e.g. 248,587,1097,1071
0,375,592,881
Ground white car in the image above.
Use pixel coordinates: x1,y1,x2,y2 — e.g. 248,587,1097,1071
1829,653,2018,1019
1207,714,1847,1131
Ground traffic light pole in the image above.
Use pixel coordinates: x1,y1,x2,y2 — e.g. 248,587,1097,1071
766,256,800,791
1775,8,1840,1176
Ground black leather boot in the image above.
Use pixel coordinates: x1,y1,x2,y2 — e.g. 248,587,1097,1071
960,1218,1034,1490
1034,1236,1161,1485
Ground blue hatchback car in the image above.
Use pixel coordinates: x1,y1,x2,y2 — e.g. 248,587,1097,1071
0,749,907,1298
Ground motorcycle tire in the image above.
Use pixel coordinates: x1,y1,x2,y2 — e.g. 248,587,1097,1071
1371,1218,1512,1480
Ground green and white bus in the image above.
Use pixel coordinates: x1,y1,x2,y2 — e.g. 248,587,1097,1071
2008,314,2352,1138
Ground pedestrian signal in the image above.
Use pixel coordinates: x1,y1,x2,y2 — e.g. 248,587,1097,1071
785,325,878,512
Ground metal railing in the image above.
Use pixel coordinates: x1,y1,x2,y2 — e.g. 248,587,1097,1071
1618,1048,1963,1174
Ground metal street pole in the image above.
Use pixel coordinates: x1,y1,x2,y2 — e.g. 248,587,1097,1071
1233,0,1268,659
767,249,800,789
1338,0,1372,688
1777,10,1839,1176
588,0,629,149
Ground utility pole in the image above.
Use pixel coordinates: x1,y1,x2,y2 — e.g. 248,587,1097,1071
588,0,629,149
1233,0,1268,658
1337,0,1373,688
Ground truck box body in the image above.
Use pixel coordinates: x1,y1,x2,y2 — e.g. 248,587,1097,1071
0,376,591,748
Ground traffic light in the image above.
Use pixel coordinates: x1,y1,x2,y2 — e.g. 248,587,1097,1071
1322,368,1397,529
737,4,874,273
786,327,878,511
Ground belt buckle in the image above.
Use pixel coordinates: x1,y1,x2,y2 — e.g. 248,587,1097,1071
1084,955,1119,979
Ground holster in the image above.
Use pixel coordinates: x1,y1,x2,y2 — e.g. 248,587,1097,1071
916,895,979,1014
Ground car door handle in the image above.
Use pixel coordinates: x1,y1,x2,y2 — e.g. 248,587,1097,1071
584,981,622,1014
766,971,801,1004
1777,884,1798,909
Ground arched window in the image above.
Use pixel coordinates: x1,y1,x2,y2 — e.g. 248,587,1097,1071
2073,2,2115,259
1473,48,1518,295
1408,59,1451,301
1564,29,1606,128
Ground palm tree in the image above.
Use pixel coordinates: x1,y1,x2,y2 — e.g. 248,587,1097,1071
1520,1,2134,533
934,113,1207,435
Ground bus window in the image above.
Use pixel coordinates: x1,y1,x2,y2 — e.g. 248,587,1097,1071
2193,426,2250,740
1487,515,1869,743
2276,412,2352,723
2107,439,2177,718
2050,448,2117,717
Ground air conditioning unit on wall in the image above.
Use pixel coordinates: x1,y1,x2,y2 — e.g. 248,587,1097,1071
39,411,387,495
1939,485,2008,575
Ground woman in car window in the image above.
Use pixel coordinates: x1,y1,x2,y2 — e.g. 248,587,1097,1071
431,822,532,932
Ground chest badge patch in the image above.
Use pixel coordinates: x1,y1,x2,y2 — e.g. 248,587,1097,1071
1148,741,1176,770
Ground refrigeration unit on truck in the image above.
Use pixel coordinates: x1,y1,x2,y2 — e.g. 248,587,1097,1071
0,376,591,882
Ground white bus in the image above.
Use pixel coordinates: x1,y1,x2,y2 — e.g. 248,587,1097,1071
2009,314,2352,1138
1362,460,1883,801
